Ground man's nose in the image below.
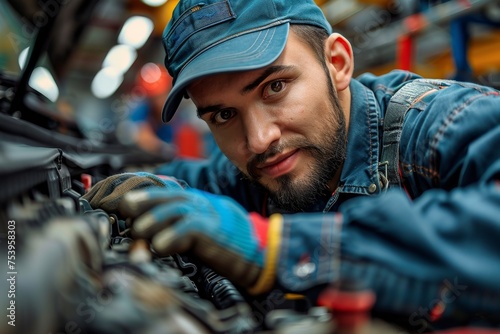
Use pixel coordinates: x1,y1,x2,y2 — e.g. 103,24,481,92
243,107,281,155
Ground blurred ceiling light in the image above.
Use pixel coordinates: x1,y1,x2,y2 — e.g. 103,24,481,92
118,16,154,49
141,0,168,7
140,62,162,83
29,67,59,102
91,67,124,99
103,44,137,73
18,47,30,69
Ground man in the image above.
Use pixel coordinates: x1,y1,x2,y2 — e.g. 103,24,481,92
128,62,207,158
128,62,175,156
84,0,500,330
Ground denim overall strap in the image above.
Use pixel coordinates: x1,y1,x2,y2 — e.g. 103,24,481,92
380,79,453,189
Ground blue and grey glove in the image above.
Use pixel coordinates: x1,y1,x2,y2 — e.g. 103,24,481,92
119,187,283,293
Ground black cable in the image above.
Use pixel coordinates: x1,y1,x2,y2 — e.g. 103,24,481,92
198,265,246,310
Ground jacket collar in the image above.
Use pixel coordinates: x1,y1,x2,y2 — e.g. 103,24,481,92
338,79,382,195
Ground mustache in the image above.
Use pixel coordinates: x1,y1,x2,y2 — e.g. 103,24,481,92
246,139,318,180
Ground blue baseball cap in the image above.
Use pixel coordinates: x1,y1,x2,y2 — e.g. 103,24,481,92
161,0,332,122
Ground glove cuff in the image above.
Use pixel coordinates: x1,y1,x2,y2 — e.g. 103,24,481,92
248,213,283,295
249,212,269,250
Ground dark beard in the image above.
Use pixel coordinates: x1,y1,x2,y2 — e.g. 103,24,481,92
270,133,345,212
245,80,347,212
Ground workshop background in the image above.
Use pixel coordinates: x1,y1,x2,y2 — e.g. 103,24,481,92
1,0,499,159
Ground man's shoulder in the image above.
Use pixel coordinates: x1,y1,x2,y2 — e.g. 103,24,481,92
355,70,422,94
352,70,423,111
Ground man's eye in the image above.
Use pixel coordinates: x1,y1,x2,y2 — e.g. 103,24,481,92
213,109,235,125
264,80,285,97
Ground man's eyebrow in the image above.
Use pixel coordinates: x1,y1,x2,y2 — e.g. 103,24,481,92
196,66,295,118
241,65,296,95
197,104,224,118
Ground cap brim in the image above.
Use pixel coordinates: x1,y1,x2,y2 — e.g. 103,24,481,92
162,23,290,123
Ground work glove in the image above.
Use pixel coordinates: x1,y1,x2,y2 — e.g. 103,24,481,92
82,172,187,214
119,187,283,294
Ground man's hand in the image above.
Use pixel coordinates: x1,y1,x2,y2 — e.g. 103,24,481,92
82,172,186,213
119,188,282,293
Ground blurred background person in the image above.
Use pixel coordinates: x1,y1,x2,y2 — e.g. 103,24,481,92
128,62,177,157
128,62,212,159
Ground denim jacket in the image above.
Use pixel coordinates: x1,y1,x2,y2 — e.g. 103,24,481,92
156,70,500,328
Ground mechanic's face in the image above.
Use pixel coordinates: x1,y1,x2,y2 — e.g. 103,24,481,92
188,31,349,211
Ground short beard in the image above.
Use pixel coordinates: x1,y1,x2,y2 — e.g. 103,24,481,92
245,77,347,212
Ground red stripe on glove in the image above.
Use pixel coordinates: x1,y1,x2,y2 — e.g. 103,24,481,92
249,212,269,250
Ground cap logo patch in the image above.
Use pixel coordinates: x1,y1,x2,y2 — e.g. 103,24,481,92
166,1,235,61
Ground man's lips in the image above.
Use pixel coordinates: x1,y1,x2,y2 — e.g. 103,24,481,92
257,149,300,178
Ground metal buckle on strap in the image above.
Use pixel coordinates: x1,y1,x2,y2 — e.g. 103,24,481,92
378,161,389,191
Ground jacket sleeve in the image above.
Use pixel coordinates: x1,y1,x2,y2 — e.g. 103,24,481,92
277,182,500,326
154,146,267,213
274,82,500,325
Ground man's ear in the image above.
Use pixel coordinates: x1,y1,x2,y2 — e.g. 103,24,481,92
325,33,354,92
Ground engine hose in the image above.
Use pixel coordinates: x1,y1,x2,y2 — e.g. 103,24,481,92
198,265,246,310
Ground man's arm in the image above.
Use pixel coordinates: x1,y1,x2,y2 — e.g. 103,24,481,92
155,146,268,213
276,181,500,324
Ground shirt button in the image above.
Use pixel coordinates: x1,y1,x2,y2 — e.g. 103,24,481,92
368,183,377,194
294,262,316,278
